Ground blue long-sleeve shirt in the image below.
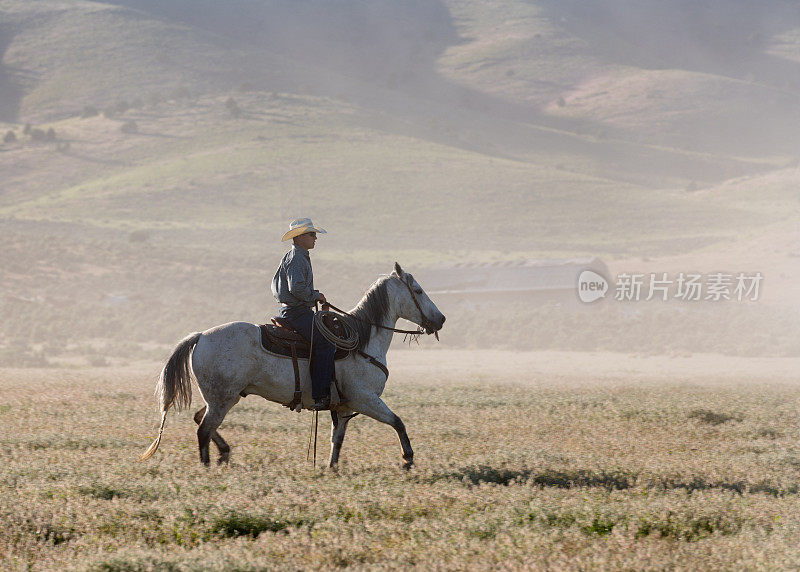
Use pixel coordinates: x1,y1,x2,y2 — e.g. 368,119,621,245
271,245,320,307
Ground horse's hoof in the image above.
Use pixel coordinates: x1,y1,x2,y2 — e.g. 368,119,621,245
401,459,414,471
217,456,229,466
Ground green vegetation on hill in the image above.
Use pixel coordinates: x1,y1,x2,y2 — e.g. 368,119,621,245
0,92,780,254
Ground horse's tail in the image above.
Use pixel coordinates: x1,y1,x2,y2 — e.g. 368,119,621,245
139,331,202,462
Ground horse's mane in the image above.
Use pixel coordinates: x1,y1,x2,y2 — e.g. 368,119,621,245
348,275,391,351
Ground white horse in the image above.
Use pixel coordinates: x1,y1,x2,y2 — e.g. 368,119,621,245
140,262,445,469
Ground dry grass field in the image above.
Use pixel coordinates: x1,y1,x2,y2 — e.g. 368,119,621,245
2,3,800,569
1,350,799,570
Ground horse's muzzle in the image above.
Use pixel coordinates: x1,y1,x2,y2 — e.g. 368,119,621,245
423,314,446,339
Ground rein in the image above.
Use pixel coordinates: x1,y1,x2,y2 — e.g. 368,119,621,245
323,301,424,336
324,275,438,338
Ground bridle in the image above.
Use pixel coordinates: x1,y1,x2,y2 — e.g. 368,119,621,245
398,273,440,336
323,274,439,338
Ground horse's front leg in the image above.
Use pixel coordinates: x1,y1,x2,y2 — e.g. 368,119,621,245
329,410,356,469
354,395,413,469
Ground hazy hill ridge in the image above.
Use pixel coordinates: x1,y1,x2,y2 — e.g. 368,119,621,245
4,1,800,154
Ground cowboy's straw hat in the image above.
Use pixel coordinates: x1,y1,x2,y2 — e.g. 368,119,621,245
281,217,327,241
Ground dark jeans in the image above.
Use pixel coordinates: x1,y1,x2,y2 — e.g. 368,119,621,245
280,305,335,399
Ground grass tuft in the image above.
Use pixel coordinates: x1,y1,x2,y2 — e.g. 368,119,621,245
635,511,744,541
78,483,127,500
688,409,743,425
31,522,74,545
210,511,306,539
428,465,635,490
90,555,180,572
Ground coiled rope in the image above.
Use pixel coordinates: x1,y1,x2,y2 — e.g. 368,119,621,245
313,308,360,350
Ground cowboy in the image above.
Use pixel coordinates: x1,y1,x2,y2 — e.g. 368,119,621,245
271,218,335,410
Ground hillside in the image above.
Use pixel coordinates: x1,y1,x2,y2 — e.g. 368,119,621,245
440,0,800,155
0,0,798,360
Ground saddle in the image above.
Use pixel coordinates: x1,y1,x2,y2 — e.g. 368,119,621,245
260,316,350,360
259,315,350,411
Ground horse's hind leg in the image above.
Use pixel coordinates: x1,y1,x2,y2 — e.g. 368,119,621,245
196,397,238,466
194,406,231,465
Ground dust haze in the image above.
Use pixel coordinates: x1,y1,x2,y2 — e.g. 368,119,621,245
0,0,798,366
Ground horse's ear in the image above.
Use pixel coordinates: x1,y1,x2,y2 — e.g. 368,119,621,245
394,261,404,277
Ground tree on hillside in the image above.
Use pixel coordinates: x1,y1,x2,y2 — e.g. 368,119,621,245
3,130,16,143
45,128,56,141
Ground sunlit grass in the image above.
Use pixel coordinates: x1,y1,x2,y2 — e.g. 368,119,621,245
1,359,799,569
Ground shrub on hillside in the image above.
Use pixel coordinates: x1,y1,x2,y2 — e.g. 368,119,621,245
120,120,138,134
45,128,56,141
115,99,130,114
81,105,99,118
128,230,149,243
88,355,109,367
29,128,46,141
225,97,242,118
3,130,16,143
171,86,191,100
146,92,161,107
0,340,50,368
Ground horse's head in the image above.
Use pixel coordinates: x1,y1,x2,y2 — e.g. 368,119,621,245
390,262,446,336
